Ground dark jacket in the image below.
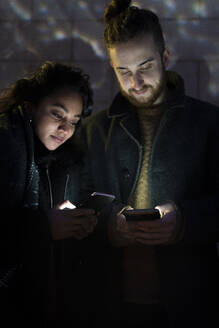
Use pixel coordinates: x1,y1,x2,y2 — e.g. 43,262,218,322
0,106,83,327
81,72,219,327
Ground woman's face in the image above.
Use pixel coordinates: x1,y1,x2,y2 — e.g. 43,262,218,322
31,88,83,150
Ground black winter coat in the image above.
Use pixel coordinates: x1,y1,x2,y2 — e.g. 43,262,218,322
81,72,219,328
0,107,83,327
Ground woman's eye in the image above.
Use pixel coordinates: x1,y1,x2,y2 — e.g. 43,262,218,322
69,121,76,126
52,112,62,119
69,120,80,127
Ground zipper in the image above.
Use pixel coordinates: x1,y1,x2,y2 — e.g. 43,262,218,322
64,174,70,200
120,118,143,203
46,167,53,208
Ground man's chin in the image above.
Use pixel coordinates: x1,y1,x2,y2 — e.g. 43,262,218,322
121,90,153,108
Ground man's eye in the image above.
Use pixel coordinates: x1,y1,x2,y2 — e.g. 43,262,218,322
140,64,152,72
118,70,131,76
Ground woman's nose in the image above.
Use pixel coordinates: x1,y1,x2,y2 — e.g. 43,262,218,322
58,121,71,133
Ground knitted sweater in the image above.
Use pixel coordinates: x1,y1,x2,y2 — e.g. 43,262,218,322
123,105,164,304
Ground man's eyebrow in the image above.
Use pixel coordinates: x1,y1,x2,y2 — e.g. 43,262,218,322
52,103,82,118
138,57,154,67
117,57,154,70
116,66,129,70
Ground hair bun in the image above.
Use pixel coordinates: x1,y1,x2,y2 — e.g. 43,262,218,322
104,0,131,23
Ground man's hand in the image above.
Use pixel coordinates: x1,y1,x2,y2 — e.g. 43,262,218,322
47,200,98,240
112,203,177,246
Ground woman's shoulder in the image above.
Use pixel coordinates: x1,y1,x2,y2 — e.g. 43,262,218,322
0,106,24,132
0,110,10,131
0,107,29,160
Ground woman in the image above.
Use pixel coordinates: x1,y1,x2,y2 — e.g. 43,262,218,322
0,61,97,327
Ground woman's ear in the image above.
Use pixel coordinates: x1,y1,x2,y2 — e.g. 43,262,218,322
24,101,33,123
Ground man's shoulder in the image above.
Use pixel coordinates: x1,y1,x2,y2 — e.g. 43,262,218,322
184,96,219,129
186,96,219,112
185,96,219,120
83,108,110,127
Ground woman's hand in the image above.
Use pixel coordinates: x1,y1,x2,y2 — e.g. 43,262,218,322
47,200,98,240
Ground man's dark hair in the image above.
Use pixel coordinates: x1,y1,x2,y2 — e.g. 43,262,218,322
104,0,165,55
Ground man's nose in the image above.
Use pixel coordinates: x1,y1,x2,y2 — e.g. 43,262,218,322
131,73,144,90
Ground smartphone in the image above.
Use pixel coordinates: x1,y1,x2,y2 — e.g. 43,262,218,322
123,208,160,221
76,192,115,212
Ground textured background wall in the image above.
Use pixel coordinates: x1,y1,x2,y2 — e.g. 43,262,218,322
0,0,218,113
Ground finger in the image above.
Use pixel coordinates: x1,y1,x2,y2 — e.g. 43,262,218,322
63,208,96,216
74,227,95,238
135,221,174,233
56,200,76,210
85,226,96,234
59,213,97,225
127,220,160,232
116,214,126,229
51,230,80,240
117,205,133,216
136,238,170,245
128,231,172,240
117,221,143,233
74,233,90,240
136,224,174,234
84,216,98,223
76,216,98,226
59,217,97,230
55,228,92,240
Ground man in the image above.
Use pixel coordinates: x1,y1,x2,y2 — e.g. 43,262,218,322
80,1,219,327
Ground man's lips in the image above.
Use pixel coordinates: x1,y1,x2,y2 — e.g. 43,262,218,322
131,87,148,95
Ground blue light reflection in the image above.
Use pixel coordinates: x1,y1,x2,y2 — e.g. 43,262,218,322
0,0,218,107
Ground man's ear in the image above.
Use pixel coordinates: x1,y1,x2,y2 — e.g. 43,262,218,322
162,48,170,68
110,60,114,68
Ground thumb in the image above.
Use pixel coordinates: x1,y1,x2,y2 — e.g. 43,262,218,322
116,214,126,230
56,200,76,210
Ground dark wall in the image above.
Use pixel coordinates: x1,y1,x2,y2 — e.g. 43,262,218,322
0,0,218,112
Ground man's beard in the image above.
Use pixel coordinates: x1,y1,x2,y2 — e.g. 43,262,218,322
120,70,166,108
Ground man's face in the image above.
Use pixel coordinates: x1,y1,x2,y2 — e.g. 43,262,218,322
109,35,169,108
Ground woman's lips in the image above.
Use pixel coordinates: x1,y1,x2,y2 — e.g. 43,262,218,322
51,135,65,144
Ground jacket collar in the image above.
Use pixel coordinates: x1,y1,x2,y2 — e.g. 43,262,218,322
107,92,134,118
107,70,186,118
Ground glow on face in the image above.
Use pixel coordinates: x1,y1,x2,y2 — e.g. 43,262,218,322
109,35,169,108
32,88,83,150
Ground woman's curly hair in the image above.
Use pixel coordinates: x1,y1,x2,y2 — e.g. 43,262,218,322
0,61,93,117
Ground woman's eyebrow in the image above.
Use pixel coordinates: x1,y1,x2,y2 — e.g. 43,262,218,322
52,103,82,118
52,103,68,112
